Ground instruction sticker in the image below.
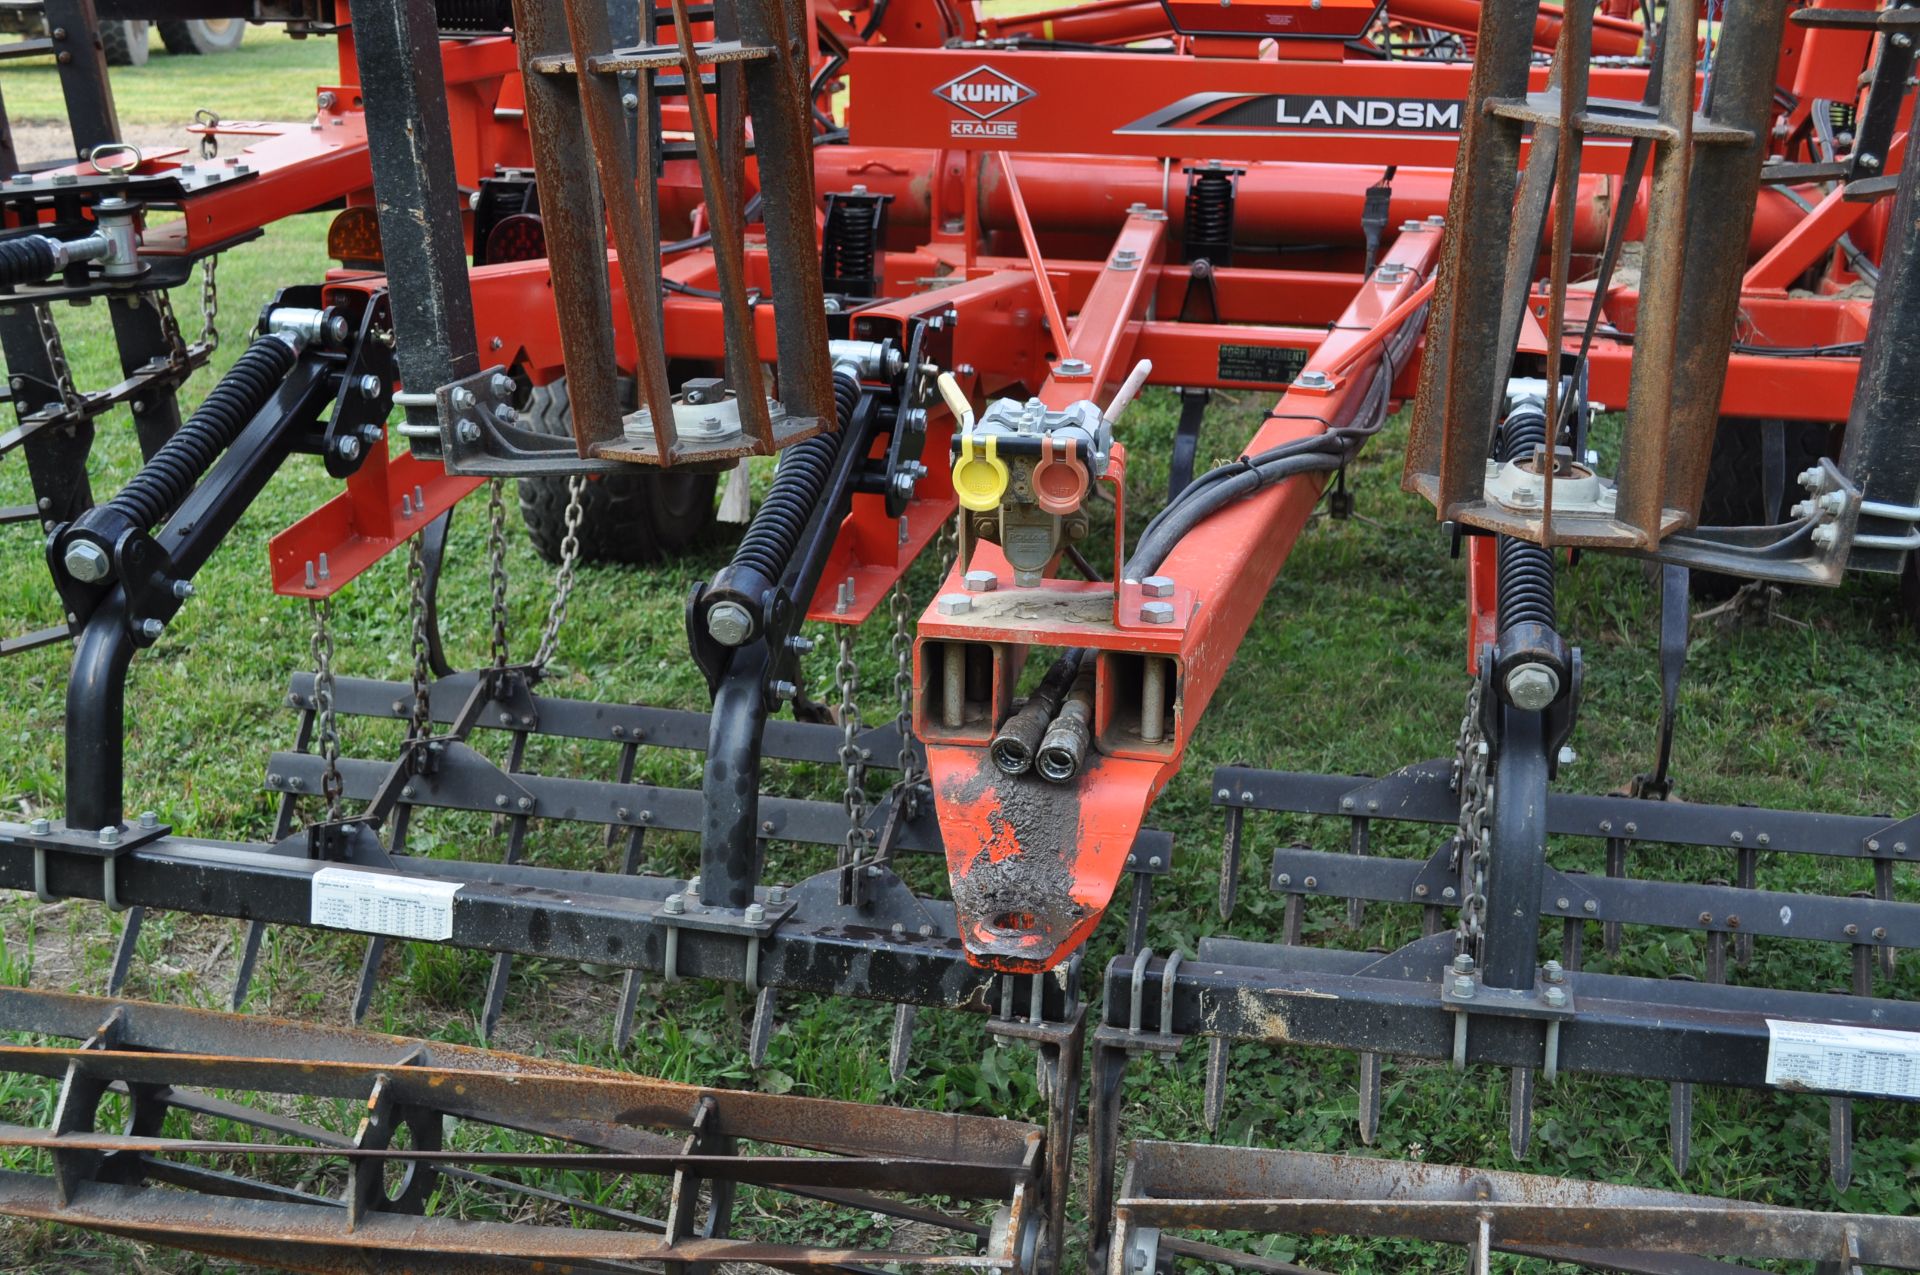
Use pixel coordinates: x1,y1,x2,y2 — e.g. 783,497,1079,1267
310,867,461,941
1765,1018,1920,1099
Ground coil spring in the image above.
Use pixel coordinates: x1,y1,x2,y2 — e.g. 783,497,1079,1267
1183,168,1234,261
0,237,58,288
824,200,877,293
434,0,515,31
1494,404,1556,632
725,370,860,584
102,335,299,530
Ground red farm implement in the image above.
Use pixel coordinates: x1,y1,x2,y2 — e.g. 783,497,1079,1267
2,0,1920,1268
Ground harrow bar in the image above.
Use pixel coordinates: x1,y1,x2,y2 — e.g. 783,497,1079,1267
1109,1145,1920,1274
0,989,1044,1274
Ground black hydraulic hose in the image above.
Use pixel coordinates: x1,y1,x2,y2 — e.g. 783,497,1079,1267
0,236,59,287
1492,402,1557,633
100,333,300,530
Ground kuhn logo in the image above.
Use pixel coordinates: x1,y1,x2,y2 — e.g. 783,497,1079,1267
934,66,1036,121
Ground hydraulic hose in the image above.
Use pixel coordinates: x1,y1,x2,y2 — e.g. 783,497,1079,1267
0,236,59,287
100,333,301,531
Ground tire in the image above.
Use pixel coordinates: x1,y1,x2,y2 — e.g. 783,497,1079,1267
516,379,719,566
157,18,246,54
1690,416,1833,600
99,19,150,66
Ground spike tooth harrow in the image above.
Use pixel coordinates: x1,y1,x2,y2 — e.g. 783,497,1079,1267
0,987,1048,1273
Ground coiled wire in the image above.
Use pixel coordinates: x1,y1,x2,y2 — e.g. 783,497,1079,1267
725,369,860,585
1493,402,1556,632
102,334,299,529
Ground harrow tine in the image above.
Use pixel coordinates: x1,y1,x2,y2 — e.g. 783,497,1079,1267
228,923,265,1011
1347,816,1370,930
1218,800,1243,921
1508,1066,1534,1160
749,986,777,1067
104,908,142,996
1356,1049,1381,1145
1203,1038,1227,1134
1666,971,1698,1176
233,685,319,1010
352,936,387,1025
613,962,647,1051
1874,857,1898,978
480,722,535,1046
888,1002,915,1084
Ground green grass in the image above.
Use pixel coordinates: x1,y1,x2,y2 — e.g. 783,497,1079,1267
3,25,1920,1275
2,25,336,129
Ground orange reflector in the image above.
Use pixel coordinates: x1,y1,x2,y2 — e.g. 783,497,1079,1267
326,206,383,269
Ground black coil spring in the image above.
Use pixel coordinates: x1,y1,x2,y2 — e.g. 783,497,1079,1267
102,335,299,530
1183,168,1234,261
824,200,877,292
1494,404,1556,632
725,370,860,584
0,236,58,288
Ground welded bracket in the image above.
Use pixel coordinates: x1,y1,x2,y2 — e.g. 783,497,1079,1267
1440,958,1576,1079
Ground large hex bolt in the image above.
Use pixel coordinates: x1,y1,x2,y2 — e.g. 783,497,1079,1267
1504,662,1561,711
705,600,755,646
63,540,110,582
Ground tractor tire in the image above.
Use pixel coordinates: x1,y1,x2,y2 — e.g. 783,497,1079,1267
1691,416,1833,600
157,18,246,53
99,19,150,66
516,379,719,565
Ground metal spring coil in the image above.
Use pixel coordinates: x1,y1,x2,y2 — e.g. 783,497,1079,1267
724,369,860,584
101,334,299,530
1494,403,1556,632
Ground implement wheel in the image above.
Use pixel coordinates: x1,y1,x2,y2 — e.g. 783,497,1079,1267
157,18,246,53
516,378,719,565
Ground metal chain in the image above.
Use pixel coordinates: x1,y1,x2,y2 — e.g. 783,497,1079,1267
198,254,220,353
406,534,433,738
889,584,920,786
309,597,344,820
148,287,189,373
32,305,84,419
936,513,960,579
836,630,872,864
487,478,511,669
531,476,586,671
1449,678,1491,955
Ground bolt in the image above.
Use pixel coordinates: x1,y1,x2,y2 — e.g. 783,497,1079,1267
1504,662,1560,711
357,373,383,400
337,434,362,462
1140,575,1175,598
706,600,755,646
622,92,640,111
1141,600,1175,624
771,680,799,701
1869,839,1882,852
1415,884,1430,897
30,818,52,835
317,90,337,110
688,876,701,895
97,825,120,848
63,541,110,582
1542,960,1564,983
138,810,158,829
745,903,766,923
171,579,195,601
761,820,776,833
1557,746,1576,766
1303,876,1317,889
1442,887,1457,900
664,893,686,915
1543,985,1568,1008
1731,830,1744,844
1452,953,1476,974
1583,899,1598,914
1296,370,1331,389
787,635,814,655
963,570,998,593
491,372,516,399
457,418,484,445
517,797,533,811
495,794,509,808
1452,975,1476,998
769,885,787,904
1846,923,1860,937
936,593,972,616
139,618,165,641
493,403,518,426
452,386,478,412
1056,358,1092,377
1149,855,1163,869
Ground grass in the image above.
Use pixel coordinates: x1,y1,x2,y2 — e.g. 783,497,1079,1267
3,24,1920,1275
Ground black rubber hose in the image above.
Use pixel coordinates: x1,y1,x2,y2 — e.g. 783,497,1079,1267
99,334,300,530
725,369,860,586
0,236,59,287
1493,402,1557,632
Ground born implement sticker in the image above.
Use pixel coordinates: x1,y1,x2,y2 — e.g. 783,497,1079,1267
311,867,460,941
1218,344,1308,386
1765,1018,1920,1099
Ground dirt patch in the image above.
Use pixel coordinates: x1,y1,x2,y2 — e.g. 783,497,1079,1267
9,121,202,166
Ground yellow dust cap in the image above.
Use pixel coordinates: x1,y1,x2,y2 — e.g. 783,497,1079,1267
952,431,1009,513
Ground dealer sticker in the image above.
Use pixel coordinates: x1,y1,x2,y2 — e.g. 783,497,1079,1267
1765,1018,1920,1099
311,867,461,941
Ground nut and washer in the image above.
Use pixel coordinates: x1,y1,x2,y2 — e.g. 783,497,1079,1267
1140,600,1176,624
1140,575,1174,598
936,593,972,616
963,570,998,593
